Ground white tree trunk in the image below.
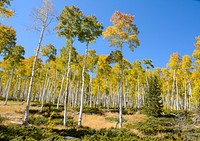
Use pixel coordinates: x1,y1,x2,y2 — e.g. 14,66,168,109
78,43,88,127
119,47,123,128
89,71,93,108
63,39,72,126
4,68,14,105
78,42,89,127
56,73,66,109
40,77,50,112
23,24,46,125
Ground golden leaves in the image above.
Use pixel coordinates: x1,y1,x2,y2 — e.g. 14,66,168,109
103,11,139,49
128,34,139,45
193,36,200,60
0,0,13,19
110,11,134,26
102,26,116,38
168,52,180,70
181,55,192,70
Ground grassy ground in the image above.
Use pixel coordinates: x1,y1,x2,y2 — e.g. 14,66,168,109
1,101,200,140
0,101,147,129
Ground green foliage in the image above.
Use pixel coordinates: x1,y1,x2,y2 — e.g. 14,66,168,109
57,127,96,138
78,15,103,44
41,44,57,62
59,44,78,65
3,45,25,65
107,50,122,64
144,74,163,116
126,117,175,135
43,112,55,137
0,115,6,123
105,117,119,123
29,116,48,125
75,107,103,115
0,125,44,140
56,5,83,40
83,128,140,141
143,59,154,69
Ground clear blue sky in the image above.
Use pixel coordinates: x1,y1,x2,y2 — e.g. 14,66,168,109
2,0,200,68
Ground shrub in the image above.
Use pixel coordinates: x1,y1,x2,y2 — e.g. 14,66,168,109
0,125,44,140
125,117,175,135
75,107,103,115
83,128,140,141
29,116,48,125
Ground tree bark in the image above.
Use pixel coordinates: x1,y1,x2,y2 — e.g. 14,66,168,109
23,23,46,125
4,68,15,105
89,71,93,108
119,46,123,128
63,39,73,126
56,72,66,109
78,42,89,127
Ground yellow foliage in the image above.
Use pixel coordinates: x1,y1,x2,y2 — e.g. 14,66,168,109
192,47,200,60
168,52,180,70
103,11,139,49
0,0,14,19
192,81,200,102
181,55,192,70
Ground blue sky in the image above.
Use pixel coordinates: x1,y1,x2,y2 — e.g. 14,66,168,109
2,0,200,68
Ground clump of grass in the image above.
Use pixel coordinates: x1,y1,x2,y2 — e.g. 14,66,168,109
0,115,7,123
105,116,127,123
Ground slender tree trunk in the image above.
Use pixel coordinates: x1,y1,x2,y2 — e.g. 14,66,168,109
4,68,15,105
167,82,170,109
40,67,49,112
16,76,22,100
56,73,66,109
78,42,89,127
89,71,93,108
119,47,123,128
63,39,73,126
74,81,79,108
40,77,50,112
124,80,128,110
184,76,187,110
136,76,140,109
47,80,53,103
176,77,179,110
188,80,192,110
172,70,176,110
23,23,46,125
97,82,100,106
52,72,58,104
146,69,149,88
12,76,19,98
2,76,10,98
20,77,27,99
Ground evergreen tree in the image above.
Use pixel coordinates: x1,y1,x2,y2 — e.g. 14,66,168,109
144,75,163,116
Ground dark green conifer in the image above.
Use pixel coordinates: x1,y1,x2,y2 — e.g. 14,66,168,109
144,75,163,116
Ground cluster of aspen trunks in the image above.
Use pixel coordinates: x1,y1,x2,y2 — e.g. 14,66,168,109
1,50,200,112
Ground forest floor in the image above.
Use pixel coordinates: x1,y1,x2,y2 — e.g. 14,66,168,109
0,101,147,129
1,101,200,140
